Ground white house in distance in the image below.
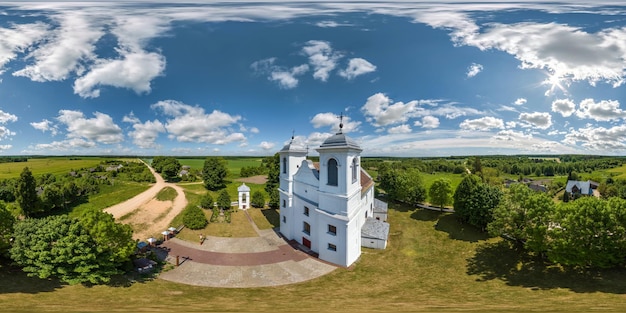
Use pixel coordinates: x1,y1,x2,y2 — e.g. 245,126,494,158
278,122,389,267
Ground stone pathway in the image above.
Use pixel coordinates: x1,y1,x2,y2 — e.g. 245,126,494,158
157,214,336,288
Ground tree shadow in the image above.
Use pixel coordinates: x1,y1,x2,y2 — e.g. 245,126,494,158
467,241,626,294
261,208,280,228
434,214,489,242
410,209,444,222
0,259,64,294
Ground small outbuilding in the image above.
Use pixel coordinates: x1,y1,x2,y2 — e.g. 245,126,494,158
238,183,251,209
361,218,390,249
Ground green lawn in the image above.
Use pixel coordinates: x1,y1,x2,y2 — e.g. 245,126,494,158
2,203,626,311
421,172,464,203
69,181,151,217
0,157,109,179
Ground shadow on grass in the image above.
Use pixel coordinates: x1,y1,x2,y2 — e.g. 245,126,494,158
434,214,489,242
410,209,444,222
261,208,280,228
467,241,626,294
0,260,64,294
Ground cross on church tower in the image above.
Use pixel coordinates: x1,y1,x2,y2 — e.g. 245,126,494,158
338,112,344,134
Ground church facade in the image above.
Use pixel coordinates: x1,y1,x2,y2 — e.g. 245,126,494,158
278,128,389,267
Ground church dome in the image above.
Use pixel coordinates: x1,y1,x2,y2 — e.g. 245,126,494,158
280,137,306,153
319,132,361,149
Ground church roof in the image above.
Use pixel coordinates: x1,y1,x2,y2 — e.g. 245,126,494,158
237,183,250,192
279,137,306,153
318,132,361,150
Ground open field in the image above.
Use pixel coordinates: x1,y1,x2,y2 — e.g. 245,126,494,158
2,202,626,312
0,157,111,179
69,182,151,218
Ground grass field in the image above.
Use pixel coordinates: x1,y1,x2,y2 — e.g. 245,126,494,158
0,157,110,179
2,202,626,312
69,182,151,218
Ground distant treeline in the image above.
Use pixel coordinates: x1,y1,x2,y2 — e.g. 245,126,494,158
0,157,27,163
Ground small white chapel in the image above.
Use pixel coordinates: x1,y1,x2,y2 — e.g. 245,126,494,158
278,121,389,267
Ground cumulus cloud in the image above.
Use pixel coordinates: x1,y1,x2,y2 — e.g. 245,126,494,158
259,141,275,150
361,93,418,127
315,20,352,28
0,110,18,124
551,98,576,117
302,40,342,82
152,100,245,144
13,13,103,82
251,58,309,89
564,125,626,150
519,112,552,129
459,116,504,131
34,138,96,151
421,116,440,129
30,119,59,136
466,63,483,78
339,58,376,80
575,98,626,121
124,117,166,149
57,110,124,144
388,124,412,134
0,22,48,74
310,112,360,133
514,98,527,105
493,129,532,141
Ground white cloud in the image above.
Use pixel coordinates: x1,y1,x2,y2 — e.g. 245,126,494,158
57,110,124,144
361,93,418,127
466,63,483,78
459,116,504,131
0,110,18,124
34,138,96,151
251,58,309,89
388,124,412,134
315,21,352,28
575,98,626,121
30,119,59,136
13,13,102,82
310,112,360,133
0,22,48,74
259,141,275,150
152,100,245,144
564,125,626,150
421,116,440,129
519,112,552,129
0,144,11,150
302,40,342,82
551,98,576,117
126,119,166,149
249,127,259,134
493,129,532,141
73,50,165,98
514,98,527,105
339,58,376,80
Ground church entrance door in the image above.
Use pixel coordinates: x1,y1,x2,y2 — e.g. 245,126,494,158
302,237,311,249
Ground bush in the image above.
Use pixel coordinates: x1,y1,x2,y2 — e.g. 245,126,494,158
182,205,208,230
251,191,265,208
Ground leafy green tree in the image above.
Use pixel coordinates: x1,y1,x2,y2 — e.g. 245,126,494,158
546,197,626,268
182,205,208,229
383,168,426,205
10,215,117,284
218,189,231,210
199,192,214,209
161,158,182,180
453,174,481,220
41,184,64,212
472,157,482,176
77,210,135,266
16,167,39,217
203,157,228,191
488,183,555,253
0,203,15,257
454,174,502,230
264,153,280,209
251,190,265,208
429,178,452,210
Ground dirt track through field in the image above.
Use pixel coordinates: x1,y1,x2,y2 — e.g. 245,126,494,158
104,160,188,240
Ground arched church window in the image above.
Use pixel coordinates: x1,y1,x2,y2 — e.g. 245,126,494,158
327,158,338,186
352,158,358,183
282,157,287,174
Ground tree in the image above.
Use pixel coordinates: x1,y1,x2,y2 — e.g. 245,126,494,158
182,205,208,229
217,189,231,210
199,192,214,209
429,178,452,210
77,209,135,267
382,168,426,205
203,158,228,191
161,158,181,180
472,157,482,176
454,174,502,230
264,153,280,209
10,215,117,284
547,197,626,268
251,191,265,208
16,167,39,217
0,203,15,257
453,174,481,221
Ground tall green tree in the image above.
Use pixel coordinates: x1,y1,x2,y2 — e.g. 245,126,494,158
77,210,135,266
182,205,208,229
218,189,231,210
453,174,481,220
454,174,502,230
251,190,265,208
161,158,182,180
264,153,280,209
16,167,39,217
0,203,15,257
199,192,214,209
10,215,118,284
203,157,228,191
429,178,452,210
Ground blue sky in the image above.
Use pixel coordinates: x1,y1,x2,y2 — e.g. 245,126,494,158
1,1,626,157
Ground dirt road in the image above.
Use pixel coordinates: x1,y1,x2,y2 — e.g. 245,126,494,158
104,160,188,240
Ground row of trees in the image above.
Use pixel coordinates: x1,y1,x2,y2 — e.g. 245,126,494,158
151,156,182,181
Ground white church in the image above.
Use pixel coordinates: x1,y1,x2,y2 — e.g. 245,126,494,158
278,123,389,267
